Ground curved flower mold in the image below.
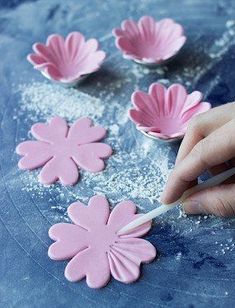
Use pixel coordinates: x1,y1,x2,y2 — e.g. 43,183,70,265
27,32,106,86
113,16,186,66
129,83,211,141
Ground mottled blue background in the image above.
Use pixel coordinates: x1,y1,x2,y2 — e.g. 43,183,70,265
0,0,235,307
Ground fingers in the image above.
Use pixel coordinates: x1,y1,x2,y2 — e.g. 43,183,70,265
176,103,235,165
209,163,229,176
208,163,235,184
161,119,235,204
183,183,235,217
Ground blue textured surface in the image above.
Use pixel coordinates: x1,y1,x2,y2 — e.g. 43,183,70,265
0,0,235,307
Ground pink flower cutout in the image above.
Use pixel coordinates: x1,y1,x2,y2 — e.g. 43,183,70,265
113,16,186,64
27,32,106,85
16,117,112,185
48,195,156,288
129,83,211,140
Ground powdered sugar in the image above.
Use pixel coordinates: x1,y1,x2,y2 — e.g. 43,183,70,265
15,81,172,212
17,82,105,122
14,17,235,229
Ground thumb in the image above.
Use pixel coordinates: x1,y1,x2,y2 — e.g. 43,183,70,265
183,184,235,217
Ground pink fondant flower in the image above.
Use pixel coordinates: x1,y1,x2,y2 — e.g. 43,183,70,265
27,32,106,85
48,195,156,288
129,83,211,140
16,117,112,185
113,16,186,64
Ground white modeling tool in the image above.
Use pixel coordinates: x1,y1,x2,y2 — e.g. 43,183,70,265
118,167,235,235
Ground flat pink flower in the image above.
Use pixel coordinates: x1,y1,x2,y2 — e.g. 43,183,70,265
113,16,186,64
27,32,106,85
16,117,112,185
48,195,156,288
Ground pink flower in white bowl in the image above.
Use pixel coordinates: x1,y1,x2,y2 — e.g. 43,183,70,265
113,16,186,65
48,195,156,288
27,32,106,86
129,83,211,141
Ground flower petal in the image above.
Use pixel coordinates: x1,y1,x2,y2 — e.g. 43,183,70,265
112,28,124,37
65,31,85,61
65,247,111,288
16,141,52,170
181,91,203,115
31,116,68,143
165,83,187,116
48,223,88,260
39,157,79,185
67,195,110,229
120,214,152,238
162,23,184,44
75,50,106,75
149,83,167,117
132,91,159,121
46,34,66,65
113,238,156,263
72,143,112,172
129,109,158,129
72,38,97,66
108,200,136,229
68,117,106,144
115,36,136,57
161,36,186,60
108,201,151,237
69,38,104,78
154,18,175,46
121,19,139,39
83,38,99,54
181,102,211,123
108,247,140,283
44,64,63,81
32,43,53,62
27,53,47,66
157,20,183,47
138,16,156,41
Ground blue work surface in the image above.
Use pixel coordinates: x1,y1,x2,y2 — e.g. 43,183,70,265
0,0,235,307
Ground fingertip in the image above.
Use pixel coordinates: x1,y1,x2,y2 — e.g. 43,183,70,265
183,200,204,215
175,153,184,166
161,176,175,204
160,189,177,205
161,178,184,204
160,192,170,204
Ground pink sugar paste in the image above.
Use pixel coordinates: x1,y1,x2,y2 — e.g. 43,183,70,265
16,116,112,185
129,83,211,139
48,195,156,288
113,16,186,64
27,32,106,85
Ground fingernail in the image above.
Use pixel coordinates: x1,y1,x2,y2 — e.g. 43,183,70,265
183,201,202,214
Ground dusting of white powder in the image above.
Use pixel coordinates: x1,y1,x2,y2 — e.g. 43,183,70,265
209,19,235,59
15,81,172,211
13,19,235,247
17,82,105,122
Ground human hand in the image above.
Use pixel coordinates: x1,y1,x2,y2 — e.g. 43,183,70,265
161,102,235,217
